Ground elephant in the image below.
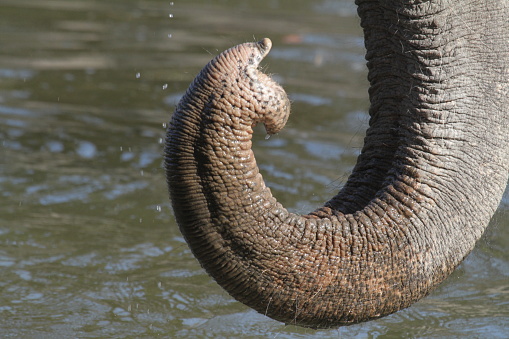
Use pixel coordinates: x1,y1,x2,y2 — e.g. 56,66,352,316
164,0,509,329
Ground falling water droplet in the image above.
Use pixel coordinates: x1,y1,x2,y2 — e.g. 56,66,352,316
140,170,144,176
168,13,173,18
156,205,162,212
162,122,167,128
265,134,271,140
170,2,174,5
135,72,141,79
159,137,163,144
167,33,172,38
162,83,168,90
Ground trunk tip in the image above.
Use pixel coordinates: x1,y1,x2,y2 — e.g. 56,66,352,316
257,38,272,55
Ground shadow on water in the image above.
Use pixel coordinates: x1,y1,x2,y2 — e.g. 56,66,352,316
0,0,508,337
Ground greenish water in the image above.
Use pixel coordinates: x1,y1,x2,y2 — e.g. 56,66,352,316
1,1,508,337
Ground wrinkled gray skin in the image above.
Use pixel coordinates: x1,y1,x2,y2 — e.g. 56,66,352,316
165,0,509,329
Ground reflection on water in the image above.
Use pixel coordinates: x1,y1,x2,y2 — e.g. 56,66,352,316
1,0,508,337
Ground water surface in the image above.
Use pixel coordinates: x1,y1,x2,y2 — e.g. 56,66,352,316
1,0,508,337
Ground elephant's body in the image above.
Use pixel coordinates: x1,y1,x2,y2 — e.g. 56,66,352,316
165,0,509,328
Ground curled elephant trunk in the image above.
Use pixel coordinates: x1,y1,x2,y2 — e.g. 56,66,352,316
164,0,509,329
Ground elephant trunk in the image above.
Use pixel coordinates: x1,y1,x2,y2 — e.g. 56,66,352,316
165,0,509,328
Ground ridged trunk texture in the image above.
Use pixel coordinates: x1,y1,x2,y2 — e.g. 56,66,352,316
165,0,509,328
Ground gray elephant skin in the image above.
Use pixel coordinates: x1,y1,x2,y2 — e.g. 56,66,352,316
164,0,509,329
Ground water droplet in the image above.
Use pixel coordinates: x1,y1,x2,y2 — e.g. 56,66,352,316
158,281,162,288
168,13,173,18
140,170,144,176
162,122,167,128
265,134,271,140
170,2,174,5
135,72,141,79
159,137,163,144
139,218,143,223
167,33,172,38
162,83,168,90
120,146,123,151
156,205,162,212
